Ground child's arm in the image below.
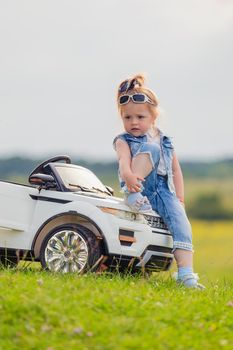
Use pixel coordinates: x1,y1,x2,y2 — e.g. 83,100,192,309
172,152,185,205
115,138,144,192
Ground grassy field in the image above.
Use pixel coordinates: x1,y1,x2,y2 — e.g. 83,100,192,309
0,221,233,350
190,221,233,281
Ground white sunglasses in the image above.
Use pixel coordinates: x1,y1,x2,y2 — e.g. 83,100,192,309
119,93,155,105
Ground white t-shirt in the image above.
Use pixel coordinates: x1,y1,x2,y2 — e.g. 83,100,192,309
147,129,167,176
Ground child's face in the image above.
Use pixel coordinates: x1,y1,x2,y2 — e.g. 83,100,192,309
120,101,155,137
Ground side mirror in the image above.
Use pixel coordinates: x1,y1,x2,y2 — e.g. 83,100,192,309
105,185,114,196
29,173,56,189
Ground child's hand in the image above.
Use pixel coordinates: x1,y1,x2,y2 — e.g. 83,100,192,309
177,197,185,207
124,173,144,192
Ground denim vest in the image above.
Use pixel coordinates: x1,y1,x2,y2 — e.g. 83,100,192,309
113,131,175,194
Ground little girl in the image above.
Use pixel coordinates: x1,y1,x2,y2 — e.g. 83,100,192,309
113,74,205,289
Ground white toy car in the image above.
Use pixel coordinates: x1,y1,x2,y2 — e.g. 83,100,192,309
0,156,173,273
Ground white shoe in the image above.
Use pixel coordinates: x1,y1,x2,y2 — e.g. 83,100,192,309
174,272,205,290
125,192,155,214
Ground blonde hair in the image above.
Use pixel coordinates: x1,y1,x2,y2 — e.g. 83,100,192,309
117,73,159,119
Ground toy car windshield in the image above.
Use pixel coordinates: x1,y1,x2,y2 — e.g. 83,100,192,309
54,165,110,194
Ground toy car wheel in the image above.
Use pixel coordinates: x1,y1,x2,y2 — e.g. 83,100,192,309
40,224,102,273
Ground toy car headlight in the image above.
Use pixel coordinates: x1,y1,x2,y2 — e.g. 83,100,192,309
99,207,146,223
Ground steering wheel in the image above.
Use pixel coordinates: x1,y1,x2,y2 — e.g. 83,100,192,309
29,155,71,177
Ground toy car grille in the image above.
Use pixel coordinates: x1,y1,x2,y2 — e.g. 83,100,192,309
144,215,168,230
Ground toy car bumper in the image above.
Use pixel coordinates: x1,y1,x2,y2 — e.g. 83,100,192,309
136,247,173,270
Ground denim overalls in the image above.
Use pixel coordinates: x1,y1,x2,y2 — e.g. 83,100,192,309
113,131,193,252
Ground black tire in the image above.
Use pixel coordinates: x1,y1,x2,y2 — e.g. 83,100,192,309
40,224,102,273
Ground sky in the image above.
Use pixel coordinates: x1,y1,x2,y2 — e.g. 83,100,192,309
0,0,233,161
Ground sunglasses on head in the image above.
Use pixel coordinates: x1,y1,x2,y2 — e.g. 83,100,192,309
119,93,155,105
118,78,139,93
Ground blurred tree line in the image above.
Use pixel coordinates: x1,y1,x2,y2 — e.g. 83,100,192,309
0,156,118,180
0,156,232,221
187,193,232,220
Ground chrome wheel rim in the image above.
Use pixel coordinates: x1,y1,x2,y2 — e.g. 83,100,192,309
44,229,89,273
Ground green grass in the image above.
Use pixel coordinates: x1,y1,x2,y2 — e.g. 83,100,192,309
1,221,233,350
190,221,233,281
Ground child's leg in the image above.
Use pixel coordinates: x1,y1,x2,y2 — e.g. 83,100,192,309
151,177,205,289
132,153,153,178
132,142,160,178
173,249,205,289
174,248,193,267
123,142,159,214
